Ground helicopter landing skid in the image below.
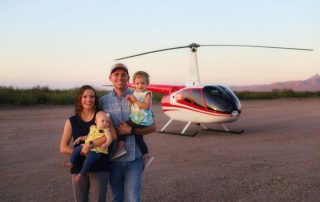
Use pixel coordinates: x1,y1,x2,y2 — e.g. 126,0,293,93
158,131,198,137
200,123,244,134
203,128,244,134
159,119,198,137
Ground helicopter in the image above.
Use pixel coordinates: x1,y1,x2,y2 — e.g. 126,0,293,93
115,43,313,136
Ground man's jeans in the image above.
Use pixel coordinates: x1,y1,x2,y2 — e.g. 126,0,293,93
109,157,144,202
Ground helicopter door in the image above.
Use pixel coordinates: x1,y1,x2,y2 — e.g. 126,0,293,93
176,88,205,110
191,89,205,109
175,89,191,105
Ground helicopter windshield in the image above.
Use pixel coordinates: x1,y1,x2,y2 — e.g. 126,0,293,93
203,86,240,113
218,85,241,110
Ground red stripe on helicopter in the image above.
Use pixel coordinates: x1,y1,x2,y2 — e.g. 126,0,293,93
162,104,231,117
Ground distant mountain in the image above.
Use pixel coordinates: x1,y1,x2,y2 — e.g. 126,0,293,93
229,74,320,92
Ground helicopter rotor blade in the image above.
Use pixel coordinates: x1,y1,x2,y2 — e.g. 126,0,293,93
114,45,190,60
115,43,313,60
200,44,313,51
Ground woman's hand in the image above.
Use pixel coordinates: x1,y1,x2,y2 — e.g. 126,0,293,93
73,136,86,146
100,143,108,150
81,143,90,155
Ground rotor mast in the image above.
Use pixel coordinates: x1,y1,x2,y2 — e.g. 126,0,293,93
187,43,201,86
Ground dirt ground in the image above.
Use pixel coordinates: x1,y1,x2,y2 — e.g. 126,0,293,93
0,98,320,202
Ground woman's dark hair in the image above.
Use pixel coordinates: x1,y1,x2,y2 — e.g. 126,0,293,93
75,85,100,116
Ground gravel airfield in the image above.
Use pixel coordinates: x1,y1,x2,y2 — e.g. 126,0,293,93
1,98,320,202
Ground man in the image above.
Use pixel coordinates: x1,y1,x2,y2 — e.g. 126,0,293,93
100,63,156,202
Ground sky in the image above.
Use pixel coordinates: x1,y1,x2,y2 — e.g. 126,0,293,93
0,0,319,89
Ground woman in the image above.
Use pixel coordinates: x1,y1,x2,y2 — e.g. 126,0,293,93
60,85,116,202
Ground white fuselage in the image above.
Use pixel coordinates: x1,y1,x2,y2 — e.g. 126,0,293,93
161,90,240,124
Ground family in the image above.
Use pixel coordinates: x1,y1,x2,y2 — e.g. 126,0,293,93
59,63,156,202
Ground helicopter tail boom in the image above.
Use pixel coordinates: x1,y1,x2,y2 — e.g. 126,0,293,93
128,83,185,95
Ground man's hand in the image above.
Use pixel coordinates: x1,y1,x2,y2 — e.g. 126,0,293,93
118,121,132,135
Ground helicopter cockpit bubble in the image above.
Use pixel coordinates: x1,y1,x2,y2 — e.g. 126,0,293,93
203,85,241,114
